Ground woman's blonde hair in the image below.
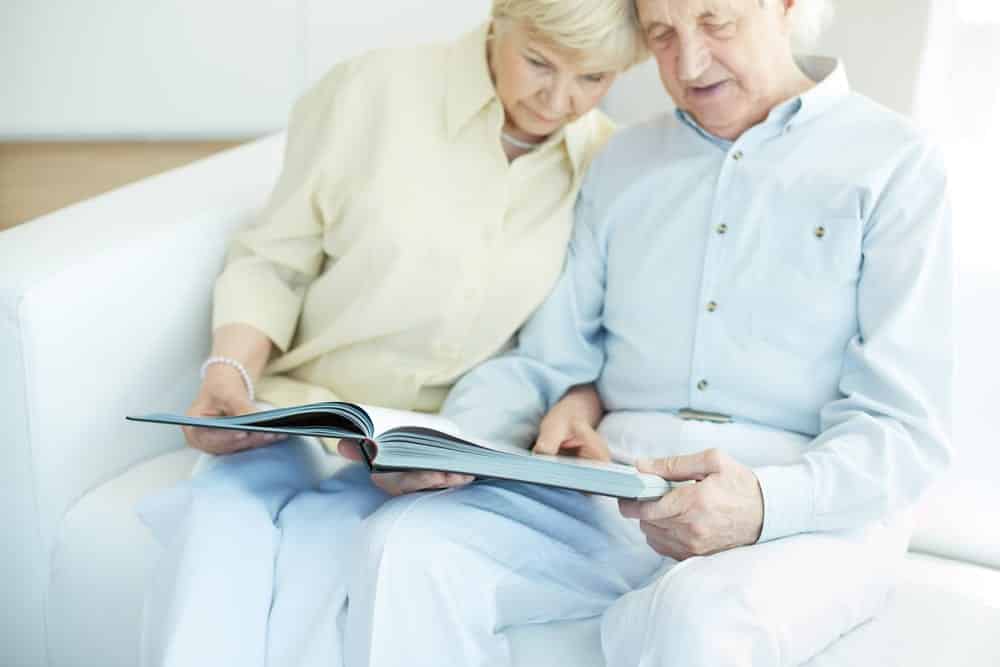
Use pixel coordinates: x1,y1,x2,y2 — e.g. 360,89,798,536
491,0,647,72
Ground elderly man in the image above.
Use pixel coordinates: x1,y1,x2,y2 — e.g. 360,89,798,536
345,0,952,665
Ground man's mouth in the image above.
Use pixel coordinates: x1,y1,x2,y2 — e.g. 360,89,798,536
689,80,729,97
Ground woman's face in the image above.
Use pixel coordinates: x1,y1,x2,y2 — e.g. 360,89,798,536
490,21,620,140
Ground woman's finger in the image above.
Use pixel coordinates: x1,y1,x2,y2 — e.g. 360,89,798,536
371,470,475,496
185,425,283,454
337,439,371,462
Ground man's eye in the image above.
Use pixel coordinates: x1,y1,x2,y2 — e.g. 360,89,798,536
583,73,608,84
707,21,735,34
651,29,676,45
527,57,549,68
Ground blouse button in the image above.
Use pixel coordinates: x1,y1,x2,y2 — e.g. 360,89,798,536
815,226,827,239
716,223,728,235
697,379,709,391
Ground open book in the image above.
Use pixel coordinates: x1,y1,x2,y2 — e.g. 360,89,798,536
127,402,670,500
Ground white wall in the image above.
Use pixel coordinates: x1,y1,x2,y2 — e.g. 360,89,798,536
1,0,935,138
1,0,489,139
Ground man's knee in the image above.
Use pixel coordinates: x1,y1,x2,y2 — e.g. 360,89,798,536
613,556,784,665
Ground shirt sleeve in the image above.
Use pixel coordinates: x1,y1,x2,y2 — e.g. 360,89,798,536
441,188,609,448
211,64,351,352
754,140,954,542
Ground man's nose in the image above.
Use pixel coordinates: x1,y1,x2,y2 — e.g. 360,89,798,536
677,35,711,82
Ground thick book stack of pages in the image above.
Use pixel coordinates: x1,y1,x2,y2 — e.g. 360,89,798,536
128,402,670,500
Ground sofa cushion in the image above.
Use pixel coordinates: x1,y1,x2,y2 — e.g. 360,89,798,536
908,266,1000,570
48,449,1000,667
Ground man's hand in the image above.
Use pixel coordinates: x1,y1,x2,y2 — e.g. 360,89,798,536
533,418,611,462
619,448,764,560
337,439,475,496
532,384,610,462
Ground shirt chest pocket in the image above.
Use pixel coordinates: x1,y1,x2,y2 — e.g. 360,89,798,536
749,216,862,351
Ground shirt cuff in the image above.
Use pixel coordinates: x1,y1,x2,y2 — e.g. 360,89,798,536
752,462,815,542
212,262,304,353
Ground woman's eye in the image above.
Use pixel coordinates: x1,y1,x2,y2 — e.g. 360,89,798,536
583,73,607,84
527,57,549,69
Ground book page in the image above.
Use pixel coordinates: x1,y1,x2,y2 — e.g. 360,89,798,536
363,404,465,439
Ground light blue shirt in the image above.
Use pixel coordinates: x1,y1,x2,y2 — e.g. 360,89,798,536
442,57,953,542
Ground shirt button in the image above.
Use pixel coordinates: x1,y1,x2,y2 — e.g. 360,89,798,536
815,226,827,239
716,223,728,235
706,301,718,313
697,379,709,391
732,150,744,161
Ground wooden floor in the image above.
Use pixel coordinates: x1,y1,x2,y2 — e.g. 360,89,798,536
0,140,248,231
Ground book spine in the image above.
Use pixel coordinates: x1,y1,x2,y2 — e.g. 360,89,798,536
359,438,377,471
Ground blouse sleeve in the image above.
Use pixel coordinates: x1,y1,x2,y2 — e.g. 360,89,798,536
211,63,353,352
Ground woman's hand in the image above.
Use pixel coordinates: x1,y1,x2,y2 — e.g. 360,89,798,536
183,364,284,455
532,384,611,462
337,440,475,496
184,323,282,455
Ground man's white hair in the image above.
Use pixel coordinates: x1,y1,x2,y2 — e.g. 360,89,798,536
782,0,835,50
632,0,835,51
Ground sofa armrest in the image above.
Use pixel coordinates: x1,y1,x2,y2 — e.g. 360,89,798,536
0,133,284,665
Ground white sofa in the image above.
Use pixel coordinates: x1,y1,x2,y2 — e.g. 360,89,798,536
3,130,1000,667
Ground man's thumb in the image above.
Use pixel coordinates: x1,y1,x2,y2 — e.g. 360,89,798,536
636,451,716,481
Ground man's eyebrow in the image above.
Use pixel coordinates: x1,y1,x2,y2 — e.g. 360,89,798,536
644,20,673,32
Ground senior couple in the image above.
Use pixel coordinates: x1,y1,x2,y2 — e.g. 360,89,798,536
139,0,952,665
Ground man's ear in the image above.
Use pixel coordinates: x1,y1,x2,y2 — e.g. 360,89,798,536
778,0,797,36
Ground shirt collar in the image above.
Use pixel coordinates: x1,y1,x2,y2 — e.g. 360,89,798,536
792,55,849,126
446,22,498,139
675,55,849,141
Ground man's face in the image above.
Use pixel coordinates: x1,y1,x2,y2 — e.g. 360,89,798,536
636,0,794,139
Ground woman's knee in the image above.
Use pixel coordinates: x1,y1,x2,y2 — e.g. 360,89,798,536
186,441,319,523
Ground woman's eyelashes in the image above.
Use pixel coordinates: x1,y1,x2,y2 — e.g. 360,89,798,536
524,53,607,85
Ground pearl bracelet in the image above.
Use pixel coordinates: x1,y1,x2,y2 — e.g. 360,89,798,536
200,356,255,403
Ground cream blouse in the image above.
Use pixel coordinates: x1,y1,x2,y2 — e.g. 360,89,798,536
213,23,615,412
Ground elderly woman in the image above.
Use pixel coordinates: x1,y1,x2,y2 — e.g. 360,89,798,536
138,1,644,665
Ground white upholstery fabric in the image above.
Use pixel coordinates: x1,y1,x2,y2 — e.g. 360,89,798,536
48,448,1000,667
0,136,283,666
